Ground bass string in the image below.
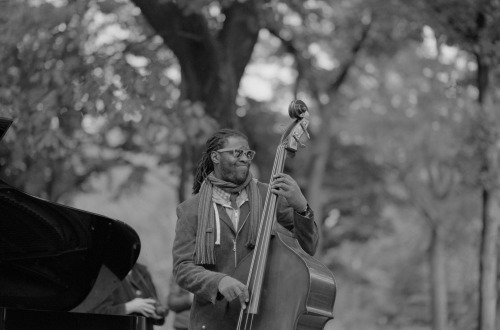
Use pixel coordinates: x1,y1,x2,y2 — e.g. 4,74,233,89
249,145,285,304
243,144,284,293
238,144,288,330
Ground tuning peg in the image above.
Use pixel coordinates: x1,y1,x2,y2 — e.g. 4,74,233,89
300,122,310,140
293,135,306,148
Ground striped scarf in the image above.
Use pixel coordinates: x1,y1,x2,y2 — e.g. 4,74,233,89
194,172,261,265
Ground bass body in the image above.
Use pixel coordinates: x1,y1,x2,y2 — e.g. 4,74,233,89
230,227,337,330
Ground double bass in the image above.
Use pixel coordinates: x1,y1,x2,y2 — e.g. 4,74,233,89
231,100,337,330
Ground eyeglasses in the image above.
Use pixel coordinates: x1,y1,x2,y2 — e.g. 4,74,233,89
216,148,256,160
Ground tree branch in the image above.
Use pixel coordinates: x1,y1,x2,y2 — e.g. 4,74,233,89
130,0,218,100
327,14,373,94
219,1,261,85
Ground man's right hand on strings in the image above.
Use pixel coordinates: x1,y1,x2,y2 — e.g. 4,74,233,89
218,276,249,309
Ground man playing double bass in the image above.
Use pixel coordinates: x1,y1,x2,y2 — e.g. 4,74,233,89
172,128,319,329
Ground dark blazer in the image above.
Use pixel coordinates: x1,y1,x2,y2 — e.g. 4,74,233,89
172,181,318,330
91,263,166,330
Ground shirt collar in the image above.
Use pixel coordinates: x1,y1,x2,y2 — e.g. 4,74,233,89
212,186,248,208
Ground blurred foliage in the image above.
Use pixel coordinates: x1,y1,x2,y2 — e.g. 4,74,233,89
1,0,499,329
0,0,215,201
321,139,387,248
415,0,500,59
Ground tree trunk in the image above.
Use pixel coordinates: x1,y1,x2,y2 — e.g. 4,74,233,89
130,0,260,127
479,188,499,330
430,226,448,330
131,0,261,202
307,102,335,256
476,53,498,330
304,20,371,256
414,193,450,330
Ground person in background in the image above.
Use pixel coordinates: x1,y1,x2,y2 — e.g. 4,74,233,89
91,262,168,330
172,128,318,329
166,276,192,330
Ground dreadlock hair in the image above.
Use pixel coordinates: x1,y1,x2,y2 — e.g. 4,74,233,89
192,128,248,194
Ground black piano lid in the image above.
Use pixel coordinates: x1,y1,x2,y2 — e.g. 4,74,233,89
0,117,13,142
0,117,141,312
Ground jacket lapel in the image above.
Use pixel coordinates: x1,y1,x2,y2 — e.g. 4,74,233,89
215,204,237,233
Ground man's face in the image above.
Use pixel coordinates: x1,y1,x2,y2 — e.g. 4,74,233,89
212,136,251,184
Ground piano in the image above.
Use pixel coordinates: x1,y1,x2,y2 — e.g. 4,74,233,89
0,117,146,329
